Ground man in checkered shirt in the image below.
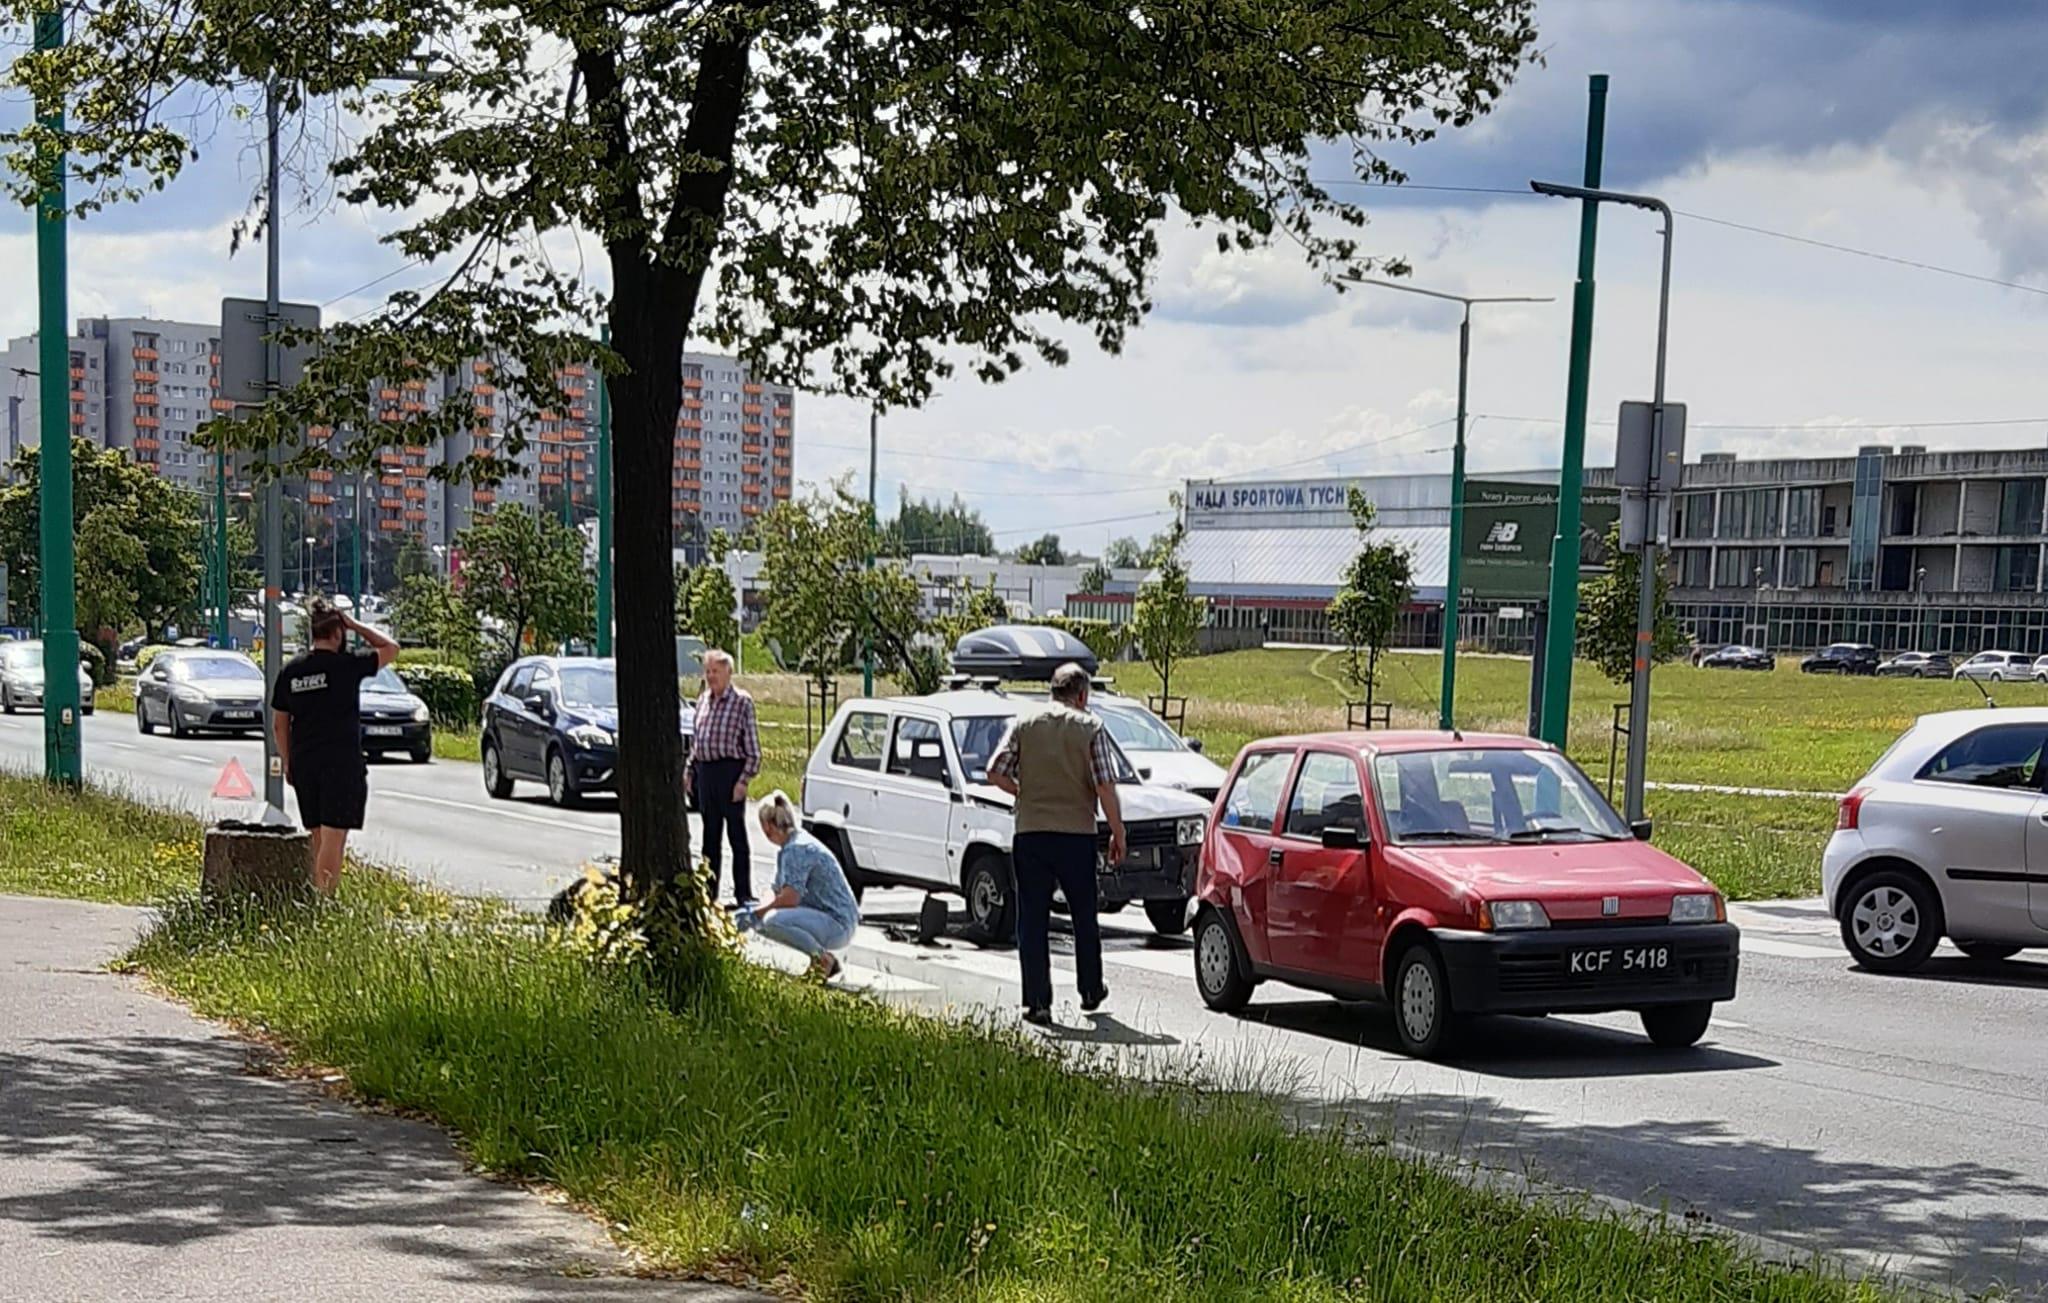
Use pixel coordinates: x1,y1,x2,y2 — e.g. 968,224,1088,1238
988,662,1127,1026
689,649,761,904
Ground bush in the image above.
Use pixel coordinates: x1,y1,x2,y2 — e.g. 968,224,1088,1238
395,646,458,667
1039,614,1129,662
79,640,113,687
134,644,173,674
394,662,480,728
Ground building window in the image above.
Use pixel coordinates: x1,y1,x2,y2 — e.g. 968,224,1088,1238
1996,546,2040,592
1786,487,1821,538
1998,480,2044,538
1675,492,1715,540
1783,547,1818,588
1680,550,1712,588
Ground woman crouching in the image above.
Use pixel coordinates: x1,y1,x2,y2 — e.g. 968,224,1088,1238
751,791,860,980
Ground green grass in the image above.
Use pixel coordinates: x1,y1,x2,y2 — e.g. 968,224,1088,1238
0,774,203,903
127,863,1898,1302
432,726,482,763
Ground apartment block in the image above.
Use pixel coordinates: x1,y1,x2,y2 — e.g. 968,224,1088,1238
2,330,110,467
677,351,795,552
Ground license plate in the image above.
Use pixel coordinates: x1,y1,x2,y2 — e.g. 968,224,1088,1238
222,710,255,720
1568,946,1669,976
364,724,403,736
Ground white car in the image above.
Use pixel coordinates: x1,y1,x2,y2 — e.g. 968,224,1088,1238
0,641,97,717
801,689,1213,938
1089,693,1228,800
1953,650,2034,683
1823,706,2048,971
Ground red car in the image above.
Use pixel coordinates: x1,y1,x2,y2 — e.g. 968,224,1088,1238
1190,731,1740,1057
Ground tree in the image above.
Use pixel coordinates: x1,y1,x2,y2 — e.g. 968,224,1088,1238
1578,522,1687,685
684,565,739,654
393,572,481,663
1103,537,1145,570
1327,489,1414,717
882,492,994,558
0,438,203,641
932,576,1011,647
15,1,1535,952
396,534,433,584
760,486,922,702
1013,533,1067,567
1129,519,1205,708
1077,559,1111,596
453,506,593,661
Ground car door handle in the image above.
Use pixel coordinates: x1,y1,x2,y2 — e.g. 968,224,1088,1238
1267,848,1285,867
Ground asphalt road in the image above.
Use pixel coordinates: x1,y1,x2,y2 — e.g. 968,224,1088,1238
7,710,2048,1296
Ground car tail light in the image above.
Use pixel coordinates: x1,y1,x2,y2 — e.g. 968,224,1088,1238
1837,785,1872,831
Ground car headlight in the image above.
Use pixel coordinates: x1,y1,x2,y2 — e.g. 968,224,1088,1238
411,703,430,723
568,724,614,748
171,685,206,703
1176,816,1205,846
1669,892,1724,924
1481,899,1550,931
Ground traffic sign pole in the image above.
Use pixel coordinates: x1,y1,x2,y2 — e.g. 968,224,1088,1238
595,325,612,658
261,80,285,813
34,0,81,787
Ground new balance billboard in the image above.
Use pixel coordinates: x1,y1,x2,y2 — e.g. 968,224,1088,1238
1460,479,1621,600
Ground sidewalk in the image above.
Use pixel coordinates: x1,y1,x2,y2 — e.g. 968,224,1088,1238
0,894,755,1303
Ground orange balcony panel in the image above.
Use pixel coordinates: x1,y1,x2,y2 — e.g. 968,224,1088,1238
539,452,564,466
743,483,763,497
404,486,427,502
472,490,495,504
132,370,158,383
404,465,429,478
567,407,586,421
741,422,764,435
679,437,703,451
683,376,703,390
379,387,401,400
678,420,702,433
68,366,84,380
70,412,85,426
405,509,428,522
379,519,404,532
212,397,235,412
134,393,159,406
474,382,497,396
309,493,334,506
682,398,703,411
308,469,334,483
134,415,160,429
402,378,427,392
741,503,761,517
401,401,427,413
742,443,762,456
774,405,792,419
562,364,586,378
742,402,763,416
132,347,157,361
381,474,405,487
208,352,221,365
132,437,160,451
743,382,763,395
472,360,493,375
538,473,564,486
772,485,791,499
380,450,405,465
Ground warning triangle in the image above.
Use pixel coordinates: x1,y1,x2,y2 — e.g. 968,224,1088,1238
212,757,257,801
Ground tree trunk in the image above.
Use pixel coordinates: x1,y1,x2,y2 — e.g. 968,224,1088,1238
608,254,694,905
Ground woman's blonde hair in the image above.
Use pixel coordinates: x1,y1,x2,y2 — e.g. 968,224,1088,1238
757,789,800,837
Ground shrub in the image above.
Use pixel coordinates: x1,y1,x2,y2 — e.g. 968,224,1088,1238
134,644,173,673
394,662,480,728
79,639,113,687
1040,614,1129,662
395,646,458,667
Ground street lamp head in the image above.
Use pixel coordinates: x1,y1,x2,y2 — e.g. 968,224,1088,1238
1530,179,1672,218
1336,274,1554,307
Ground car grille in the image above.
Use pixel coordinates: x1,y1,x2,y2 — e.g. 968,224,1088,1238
1111,819,1179,851
362,708,414,722
1495,945,1733,995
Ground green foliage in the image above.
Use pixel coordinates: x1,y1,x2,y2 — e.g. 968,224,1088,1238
882,492,993,558
1327,489,1414,707
392,573,480,664
1128,515,1203,701
134,644,174,674
1036,614,1129,663
0,437,203,640
395,534,432,584
394,661,480,728
895,643,948,697
1012,533,1066,567
1578,522,1688,685
1077,559,1111,595
930,576,1011,649
760,485,922,692
453,506,592,659
683,566,739,653
1103,536,1145,570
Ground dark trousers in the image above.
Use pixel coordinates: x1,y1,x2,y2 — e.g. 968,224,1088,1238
695,757,754,902
1013,831,1104,1012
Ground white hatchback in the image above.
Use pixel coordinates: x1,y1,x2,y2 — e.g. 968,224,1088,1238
1823,707,2048,971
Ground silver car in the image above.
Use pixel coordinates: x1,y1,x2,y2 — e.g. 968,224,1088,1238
1953,650,2035,683
136,650,266,737
0,641,97,716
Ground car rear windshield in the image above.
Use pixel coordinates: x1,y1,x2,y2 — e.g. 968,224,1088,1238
1371,748,1631,844
558,666,616,710
176,657,262,682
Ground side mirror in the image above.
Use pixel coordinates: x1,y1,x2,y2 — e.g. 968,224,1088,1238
1183,736,1205,754
1320,825,1364,851
523,690,554,715
1631,818,1654,842
1138,766,1153,781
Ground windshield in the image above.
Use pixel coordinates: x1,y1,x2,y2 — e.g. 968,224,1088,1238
176,657,262,683
1092,702,1184,752
1371,748,1631,844
949,714,1141,786
2,644,42,670
366,667,408,693
558,666,616,710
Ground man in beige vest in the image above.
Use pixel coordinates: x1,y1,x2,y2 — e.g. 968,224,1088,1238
988,663,1127,1025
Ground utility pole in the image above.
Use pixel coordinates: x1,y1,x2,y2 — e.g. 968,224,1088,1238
34,0,81,786
861,406,877,695
260,78,286,813
1342,277,1552,730
213,450,230,645
1536,73,1609,747
595,325,612,657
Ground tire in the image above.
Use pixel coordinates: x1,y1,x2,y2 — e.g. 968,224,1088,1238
1391,943,1458,1058
136,700,154,735
1193,907,1254,1012
481,738,515,800
961,852,1015,943
1956,941,2020,963
546,748,580,808
1146,898,1190,936
168,706,188,740
1640,1000,1714,1049
1838,868,1944,973
409,746,431,764
1,687,13,715
1991,672,2005,683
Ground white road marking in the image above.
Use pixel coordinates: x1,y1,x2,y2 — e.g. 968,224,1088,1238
104,741,137,751
1103,947,1196,976
381,789,622,837
177,753,214,764
1712,1016,1751,1030
1646,779,1842,800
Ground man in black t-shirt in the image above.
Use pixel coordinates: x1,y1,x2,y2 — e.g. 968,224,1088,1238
269,599,399,893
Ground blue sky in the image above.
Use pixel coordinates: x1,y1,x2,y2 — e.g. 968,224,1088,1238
5,0,2047,553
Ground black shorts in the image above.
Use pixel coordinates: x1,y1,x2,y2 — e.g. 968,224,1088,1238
292,761,369,831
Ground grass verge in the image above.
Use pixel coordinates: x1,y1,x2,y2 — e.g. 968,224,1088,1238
0,774,201,903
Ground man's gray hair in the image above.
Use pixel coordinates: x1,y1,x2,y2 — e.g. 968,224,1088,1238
1049,662,1092,705
704,648,735,673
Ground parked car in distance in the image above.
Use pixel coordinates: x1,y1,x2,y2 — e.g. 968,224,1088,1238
1801,643,1878,675
1700,644,1775,671
135,649,262,737
1877,651,1953,679
2032,654,2048,683
1190,732,1740,1057
480,656,620,806
801,689,1213,937
1953,650,2034,683
1825,708,2048,972
1090,691,1229,801
0,640,97,716
358,667,433,763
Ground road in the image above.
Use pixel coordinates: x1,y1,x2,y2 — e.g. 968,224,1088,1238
6,710,2047,1296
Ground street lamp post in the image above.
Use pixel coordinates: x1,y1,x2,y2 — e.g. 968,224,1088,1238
1340,277,1552,730
1530,179,1676,826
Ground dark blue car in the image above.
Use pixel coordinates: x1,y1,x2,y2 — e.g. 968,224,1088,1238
481,655,621,807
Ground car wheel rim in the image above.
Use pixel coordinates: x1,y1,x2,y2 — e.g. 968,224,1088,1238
549,757,566,801
484,748,499,788
1399,961,1438,1044
1851,885,1921,957
1197,923,1232,994
970,872,1002,926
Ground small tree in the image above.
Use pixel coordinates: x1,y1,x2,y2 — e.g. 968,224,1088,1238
685,566,740,654
1014,533,1067,567
454,506,593,660
393,573,480,664
1077,559,1111,596
1130,517,1205,716
1578,522,1688,685
395,533,433,584
1327,489,1413,721
760,486,923,706
1104,537,1146,570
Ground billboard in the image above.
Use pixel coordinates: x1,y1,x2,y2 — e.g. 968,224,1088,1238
1460,480,1620,600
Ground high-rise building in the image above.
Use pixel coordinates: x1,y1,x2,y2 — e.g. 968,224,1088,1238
2,329,110,468
677,351,794,552
80,317,225,493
